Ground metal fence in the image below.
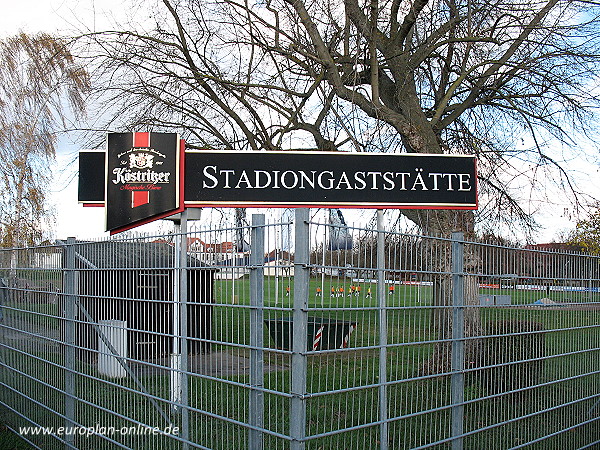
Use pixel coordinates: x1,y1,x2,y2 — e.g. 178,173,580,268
1,209,599,449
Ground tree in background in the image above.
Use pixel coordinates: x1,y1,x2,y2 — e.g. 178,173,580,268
568,206,600,255
0,33,90,248
81,0,600,236
79,0,600,372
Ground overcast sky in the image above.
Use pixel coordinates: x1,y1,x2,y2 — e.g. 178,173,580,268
1,1,594,242
0,0,121,37
1,1,130,239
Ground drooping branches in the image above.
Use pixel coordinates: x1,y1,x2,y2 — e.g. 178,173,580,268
0,33,90,247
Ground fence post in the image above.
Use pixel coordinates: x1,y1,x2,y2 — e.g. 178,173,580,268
377,210,388,450
179,210,190,447
64,237,76,449
171,220,183,414
291,208,309,450
588,256,593,302
451,232,465,450
249,214,265,450
170,210,190,448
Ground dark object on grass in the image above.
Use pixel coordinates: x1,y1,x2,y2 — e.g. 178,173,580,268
265,317,357,352
471,320,545,400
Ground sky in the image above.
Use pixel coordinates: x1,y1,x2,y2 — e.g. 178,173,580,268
0,0,136,239
1,0,596,243
0,1,120,37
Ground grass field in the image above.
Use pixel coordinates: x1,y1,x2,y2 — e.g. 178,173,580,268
1,276,599,448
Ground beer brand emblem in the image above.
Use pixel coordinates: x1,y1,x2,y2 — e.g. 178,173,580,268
129,152,154,169
105,132,182,233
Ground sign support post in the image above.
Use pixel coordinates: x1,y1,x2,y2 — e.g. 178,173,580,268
171,209,189,430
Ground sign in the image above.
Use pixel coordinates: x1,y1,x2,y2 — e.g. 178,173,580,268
78,150,105,205
184,151,477,209
105,132,184,233
79,146,477,233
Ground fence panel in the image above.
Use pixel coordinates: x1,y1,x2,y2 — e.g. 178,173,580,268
0,214,599,449
461,240,600,449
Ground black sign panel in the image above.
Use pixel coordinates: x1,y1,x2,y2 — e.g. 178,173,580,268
183,151,477,209
79,148,477,231
106,132,182,233
78,150,106,204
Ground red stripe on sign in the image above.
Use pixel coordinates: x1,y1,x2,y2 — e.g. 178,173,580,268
133,132,150,147
179,139,185,208
132,191,150,208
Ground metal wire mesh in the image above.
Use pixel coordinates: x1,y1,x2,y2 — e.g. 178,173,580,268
0,212,598,449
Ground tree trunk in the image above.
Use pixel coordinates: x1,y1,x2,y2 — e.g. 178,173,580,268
422,274,482,375
413,210,483,376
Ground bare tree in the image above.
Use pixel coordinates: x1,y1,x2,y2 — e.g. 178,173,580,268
79,0,600,371
0,33,90,248
80,0,600,234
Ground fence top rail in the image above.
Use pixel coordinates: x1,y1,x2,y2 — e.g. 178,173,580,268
1,217,599,262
